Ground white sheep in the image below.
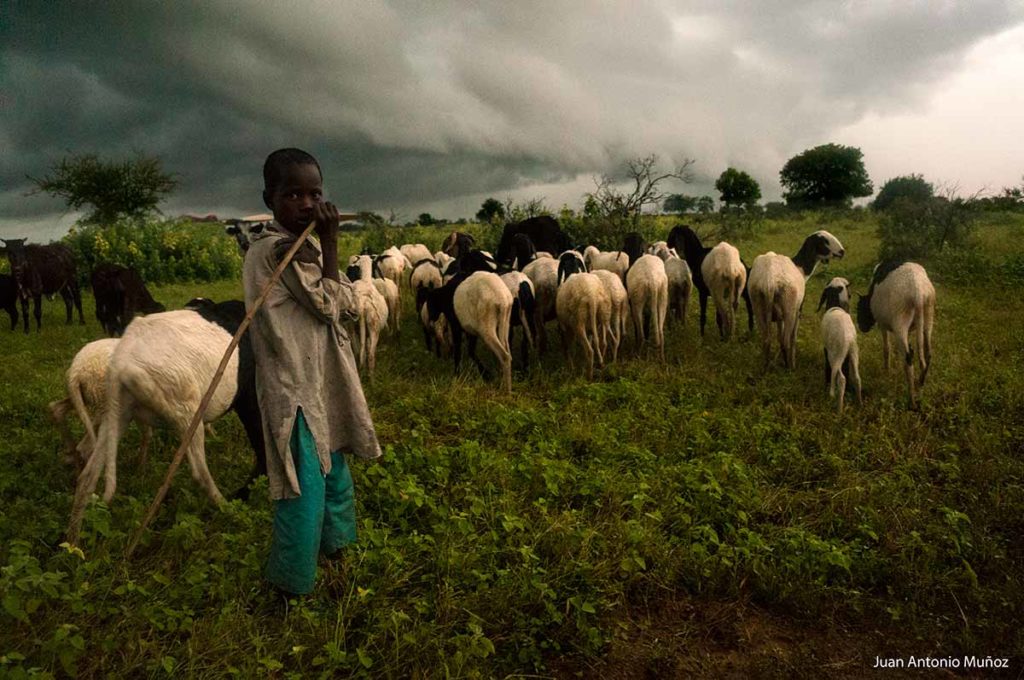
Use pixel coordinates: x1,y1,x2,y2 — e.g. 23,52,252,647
857,262,935,409
590,269,628,363
748,230,845,368
500,271,537,366
410,259,443,294
48,339,154,467
372,276,400,335
819,278,862,413
556,271,611,379
585,248,630,282
522,256,560,352
375,246,406,289
348,256,389,376
662,250,692,328
626,254,669,360
434,250,454,271
400,243,433,271
701,242,746,341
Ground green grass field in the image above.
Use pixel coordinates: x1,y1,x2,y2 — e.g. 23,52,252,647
2,213,1023,677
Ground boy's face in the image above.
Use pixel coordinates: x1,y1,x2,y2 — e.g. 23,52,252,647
263,163,323,235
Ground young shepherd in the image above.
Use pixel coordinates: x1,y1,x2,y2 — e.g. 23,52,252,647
857,261,936,409
818,278,862,413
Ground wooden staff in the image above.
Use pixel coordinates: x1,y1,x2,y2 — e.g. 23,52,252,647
126,219,322,558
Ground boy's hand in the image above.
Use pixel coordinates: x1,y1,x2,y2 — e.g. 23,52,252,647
314,201,340,242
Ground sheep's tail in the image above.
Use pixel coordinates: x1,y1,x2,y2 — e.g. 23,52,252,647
68,371,97,453
498,300,513,356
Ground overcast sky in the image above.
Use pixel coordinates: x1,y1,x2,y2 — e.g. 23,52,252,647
3,1,1023,241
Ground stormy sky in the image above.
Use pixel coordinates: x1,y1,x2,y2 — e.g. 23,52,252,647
3,1,1023,240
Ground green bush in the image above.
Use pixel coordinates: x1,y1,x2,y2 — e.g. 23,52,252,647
877,197,976,261
63,218,241,285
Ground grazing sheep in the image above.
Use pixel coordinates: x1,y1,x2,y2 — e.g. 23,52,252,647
819,278,862,413
500,271,537,367
418,290,451,357
857,261,935,409
434,250,454,271
426,271,514,393
347,256,389,376
585,248,630,283
375,246,406,288
663,251,693,327
556,268,611,380
701,242,747,341
535,251,554,260
625,254,669,360
748,230,845,369
410,258,443,294
48,339,154,467
668,226,754,338
522,256,560,353
372,276,401,335
400,244,433,272
67,301,268,544
591,269,628,363
647,241,669,257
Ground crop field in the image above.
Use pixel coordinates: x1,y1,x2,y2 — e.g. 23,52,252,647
2,213,1023,677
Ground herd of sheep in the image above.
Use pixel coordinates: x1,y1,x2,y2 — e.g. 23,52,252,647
29,219,936,542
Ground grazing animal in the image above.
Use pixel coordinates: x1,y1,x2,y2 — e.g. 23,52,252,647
819,278,862,413
556,266,611,380
701,242,747,341
0,273,18,330
440,231,476,259
522,256,560,353
584,247,630,283
399,244,433,272
375,246,406,289
348,256,389,376
748,230,845,369
662,250,693,327
434,250,454,270
67,299,268,543
90,263,165,336
621,232,647,266
495,216,573,268
500,271,537,368
668,226,754,337
2,238,85,333
625,254,669,360
857,262,936,409
508,233,539,271
426,271,514,393
410,258,443,294
590,269,628,363
371,275,400,335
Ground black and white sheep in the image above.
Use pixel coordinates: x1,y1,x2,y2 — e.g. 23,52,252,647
500,271,538,368
590,269,628,363
555,252,611,379
857,261,936,409
818,277,862,413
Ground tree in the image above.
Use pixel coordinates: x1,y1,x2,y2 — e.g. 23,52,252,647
28,153,177,225
417,213,435,226
873,174,934,211
663,193,698,214
714,168,761,208
779,143,872,208
695,195,715,214
475,197,505,224
587,154,695,228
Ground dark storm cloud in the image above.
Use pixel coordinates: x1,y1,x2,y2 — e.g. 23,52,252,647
2,1,1021,236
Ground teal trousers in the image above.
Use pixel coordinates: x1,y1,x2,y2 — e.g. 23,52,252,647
265,409,357,595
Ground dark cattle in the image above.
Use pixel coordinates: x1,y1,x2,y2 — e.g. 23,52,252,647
667,225,754,337
621,232,647,268
495,216,572,267
0,274,17,330
1,239,85,333
91,264,166,336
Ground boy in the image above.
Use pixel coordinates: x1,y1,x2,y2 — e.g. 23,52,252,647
243,148,381,595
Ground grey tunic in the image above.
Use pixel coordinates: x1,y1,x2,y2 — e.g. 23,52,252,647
243,222,381,500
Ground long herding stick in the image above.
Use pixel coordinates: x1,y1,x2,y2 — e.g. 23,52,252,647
124,219,326,558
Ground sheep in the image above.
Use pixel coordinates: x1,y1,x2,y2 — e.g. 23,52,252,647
375,246,406,288
48,339,154,468
535,251,554,259
663,250,693,327
426,270,514,393
555,256,610,379
668,226,754,337
701,242,747,341
626,254,669,360
857,261,935,409
347,256,389,376
584,247,630,283
748,230,845,369
522,256,560,353
418,292,451,357
372,276,400,335
500,271,537,367
647,241,669,258
400,244,433,272
440,232,476,259
434,250,454,271
590,269,628,363
410,258,443,294
67,301,268,544
819,278,862,413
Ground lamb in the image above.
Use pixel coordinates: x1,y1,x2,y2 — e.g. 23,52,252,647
701,242,747,341
625,254,669,360
590,269,628,363
555,253,610,379
67,300,267,544
818,278,862,413
857,261,935,409
48,339,153,467
426,270,514,393
662,250,693,327
500,271,537,367
748,230,845,369
583,247,630,282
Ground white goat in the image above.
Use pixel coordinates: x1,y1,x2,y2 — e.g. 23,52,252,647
701,242,746,341
819,278,862,413
522,257,560,352
449,272,514,393
556,271,611,379
626,255,669,360
591,269,628,363
663,250,693,328
857,262,935,409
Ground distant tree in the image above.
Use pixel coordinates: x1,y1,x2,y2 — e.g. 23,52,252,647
663,193,698,214
587,154,695,228
417,213,435,226
503,196,550,223
873,174,934,211
764,201,789,219
779,143,873,208
715,168,761,208
357,211,386,229
27,152,177,225
475,198,505,224
695,195,715,214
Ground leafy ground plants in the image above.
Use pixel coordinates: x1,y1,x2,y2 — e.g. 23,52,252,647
1,213,1023,676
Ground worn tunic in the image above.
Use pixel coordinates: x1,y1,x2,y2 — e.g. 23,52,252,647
243,222,381,500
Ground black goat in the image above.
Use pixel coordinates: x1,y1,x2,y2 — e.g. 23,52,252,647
1,238,85,333
91,263,165,336
495,216,572,267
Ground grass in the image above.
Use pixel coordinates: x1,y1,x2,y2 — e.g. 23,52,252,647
1,212,1023,677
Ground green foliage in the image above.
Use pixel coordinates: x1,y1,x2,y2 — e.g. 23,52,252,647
662,194,698,214
872,174,934,211
475,198,505,224
876,196,977,261
417,213,435,226
696,195,715,214
780,143,873,208
28,153,177,225
62,218,241,284
764,201,789,219
714,168,762,207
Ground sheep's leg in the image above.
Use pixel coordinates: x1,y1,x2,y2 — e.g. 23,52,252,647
367,327,380,380
61,287,74,325
68,394,130,543
698,291,709,337
450,322,464,373
480,329,512,393
48,398,78,464
881,331,891,371
835,365,847,413
787,311,800,370
656,287,668,361
850,346,863,406
681,287,690,328
894,328,917,408
179,418,225,506
580,328,594,380
138,424,153,469
916,310,930,386
33,294,42,332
